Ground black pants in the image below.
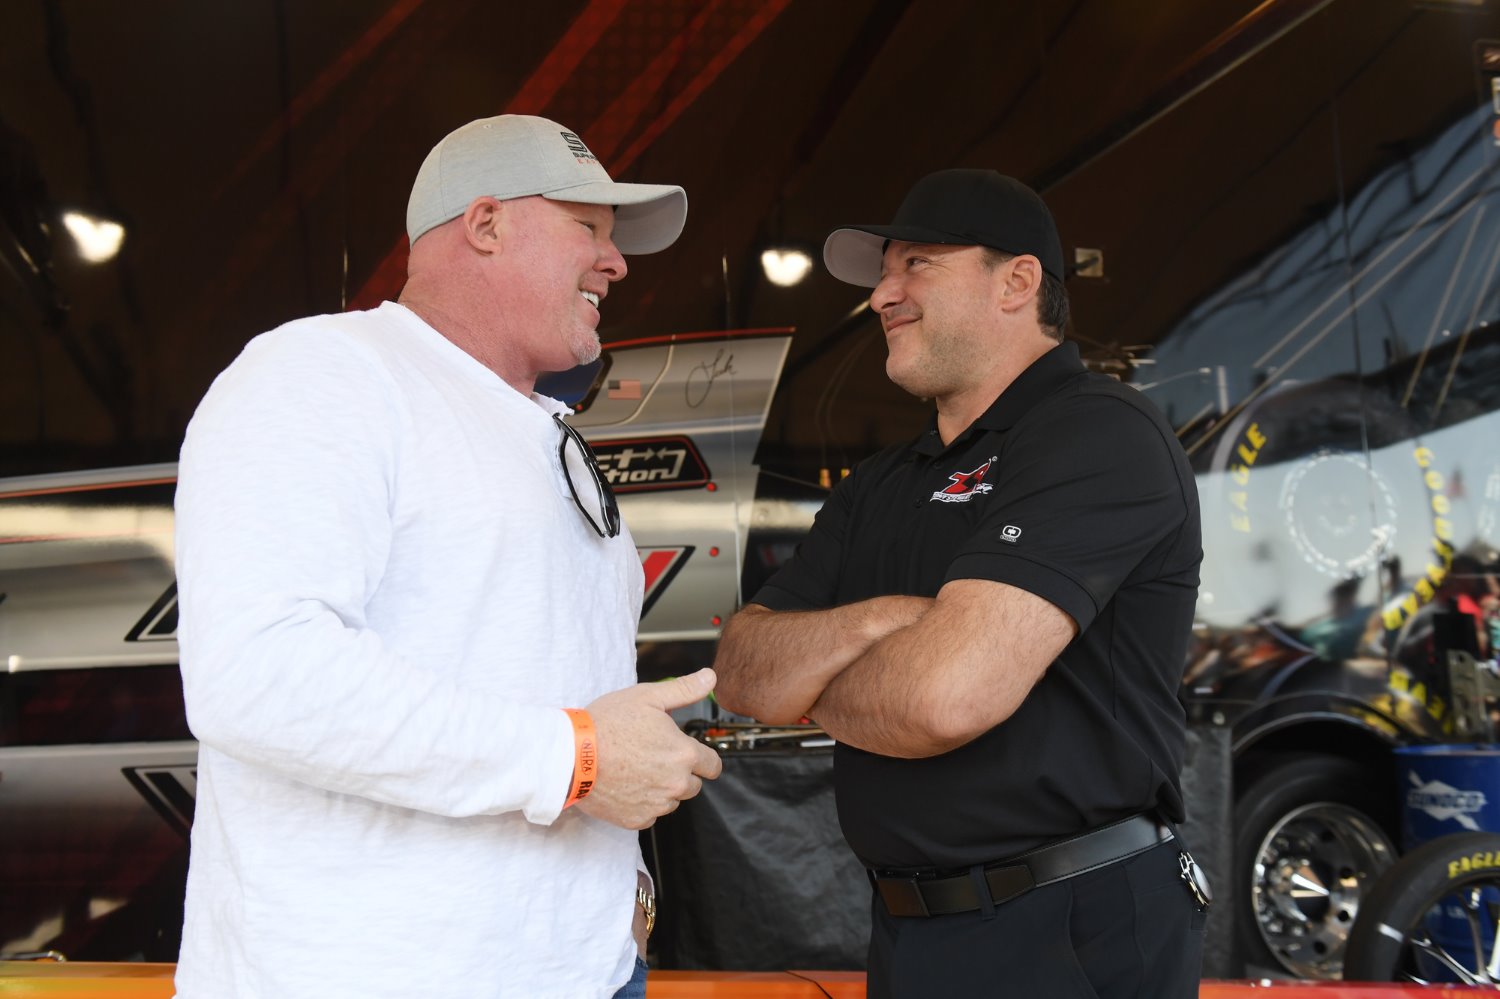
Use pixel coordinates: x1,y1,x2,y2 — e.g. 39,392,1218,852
866,841,1206,999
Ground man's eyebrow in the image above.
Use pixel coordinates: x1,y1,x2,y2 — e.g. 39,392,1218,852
889,242,954,256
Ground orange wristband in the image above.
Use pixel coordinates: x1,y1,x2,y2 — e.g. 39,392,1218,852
562,708,597,808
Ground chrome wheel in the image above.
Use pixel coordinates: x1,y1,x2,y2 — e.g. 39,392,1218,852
1248,801,1397,978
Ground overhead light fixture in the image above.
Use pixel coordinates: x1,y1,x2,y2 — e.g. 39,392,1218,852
761,248,812,287
62,210,125,263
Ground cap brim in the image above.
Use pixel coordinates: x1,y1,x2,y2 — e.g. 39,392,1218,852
822,224,974,287
545,181,687,255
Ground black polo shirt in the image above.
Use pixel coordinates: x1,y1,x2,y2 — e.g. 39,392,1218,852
753,342,1202,870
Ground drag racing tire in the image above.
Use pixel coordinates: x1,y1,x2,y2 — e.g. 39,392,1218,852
1344,831,1500,984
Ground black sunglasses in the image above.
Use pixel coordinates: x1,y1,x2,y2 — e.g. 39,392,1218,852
553,413,621,539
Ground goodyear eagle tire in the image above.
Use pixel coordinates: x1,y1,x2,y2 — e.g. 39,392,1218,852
1344,831,1500,984
1234,754,1398,979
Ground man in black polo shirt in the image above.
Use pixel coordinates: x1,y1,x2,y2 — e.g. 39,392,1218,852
714,169,1206,998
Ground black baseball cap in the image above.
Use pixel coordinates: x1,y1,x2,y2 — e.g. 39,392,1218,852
822,168,1064,287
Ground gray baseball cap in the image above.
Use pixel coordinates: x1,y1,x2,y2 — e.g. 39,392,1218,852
405,115,688,253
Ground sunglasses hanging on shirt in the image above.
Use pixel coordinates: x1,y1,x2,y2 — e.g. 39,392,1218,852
553,412,622,539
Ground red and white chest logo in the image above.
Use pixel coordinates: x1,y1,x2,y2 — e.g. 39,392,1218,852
931,456,997,503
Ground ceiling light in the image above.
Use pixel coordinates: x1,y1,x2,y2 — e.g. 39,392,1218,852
761,248,812,287
62,210,125,263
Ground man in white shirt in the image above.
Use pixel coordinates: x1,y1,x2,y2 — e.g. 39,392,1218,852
172,115,721,999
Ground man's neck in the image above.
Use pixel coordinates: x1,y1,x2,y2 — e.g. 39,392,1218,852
934,388,998,446
398,292,536,397
932,337,1057,445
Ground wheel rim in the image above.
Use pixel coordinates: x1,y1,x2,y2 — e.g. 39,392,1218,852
1392,879,1500,986
1250,801,1397,979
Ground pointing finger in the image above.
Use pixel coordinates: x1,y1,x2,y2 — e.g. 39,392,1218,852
642,668,716,712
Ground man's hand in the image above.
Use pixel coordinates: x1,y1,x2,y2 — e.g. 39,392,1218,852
576,668,724,830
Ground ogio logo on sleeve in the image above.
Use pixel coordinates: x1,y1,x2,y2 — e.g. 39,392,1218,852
1000,525,1022,543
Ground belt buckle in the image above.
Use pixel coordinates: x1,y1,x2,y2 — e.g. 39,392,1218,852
874,876,931,918
983,862,1035,904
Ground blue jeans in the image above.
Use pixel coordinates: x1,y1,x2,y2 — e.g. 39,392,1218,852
611,956,648,999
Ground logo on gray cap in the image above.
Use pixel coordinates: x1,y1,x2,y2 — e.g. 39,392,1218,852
560,131,597,163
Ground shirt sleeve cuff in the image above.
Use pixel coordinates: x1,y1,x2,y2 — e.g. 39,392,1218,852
945,551,1099,631
522,707,579,826
748,582,818,612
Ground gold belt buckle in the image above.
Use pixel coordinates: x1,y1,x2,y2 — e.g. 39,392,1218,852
636,885,657,937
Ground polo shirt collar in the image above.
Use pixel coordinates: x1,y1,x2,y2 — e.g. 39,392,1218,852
911,341,1086,456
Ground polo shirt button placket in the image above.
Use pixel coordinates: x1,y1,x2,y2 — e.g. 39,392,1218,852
921,454,943,506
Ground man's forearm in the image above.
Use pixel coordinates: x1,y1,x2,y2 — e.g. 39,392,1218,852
713,596,934,723
809,634,952,758
810,579,1076,758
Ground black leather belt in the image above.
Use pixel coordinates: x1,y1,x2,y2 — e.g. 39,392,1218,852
870,813,1173,918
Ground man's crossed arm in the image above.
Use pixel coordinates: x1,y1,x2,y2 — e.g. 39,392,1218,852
713,579,1077,758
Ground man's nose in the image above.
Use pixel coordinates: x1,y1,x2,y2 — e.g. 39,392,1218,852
599,240,627,281
870,273,904,312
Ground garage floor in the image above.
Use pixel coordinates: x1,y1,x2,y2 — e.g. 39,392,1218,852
1,965,1494,998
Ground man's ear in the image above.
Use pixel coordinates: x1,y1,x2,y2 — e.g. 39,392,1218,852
997,254,1042,316
461,196,504,254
